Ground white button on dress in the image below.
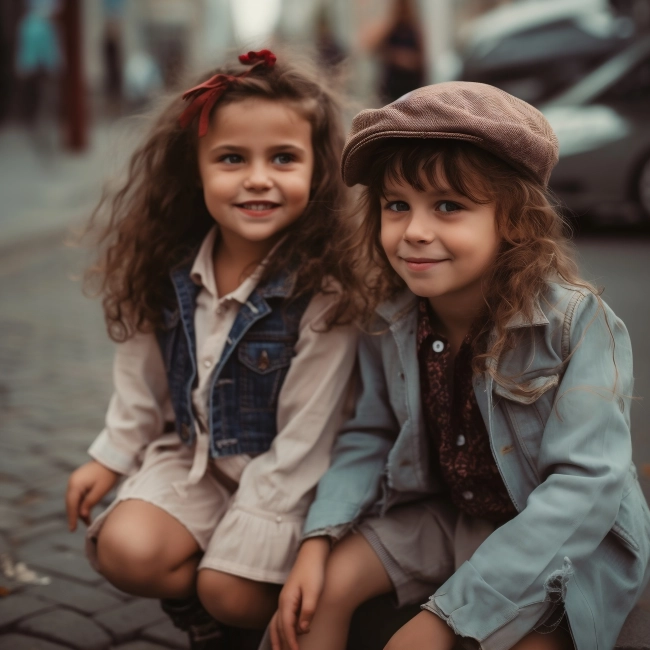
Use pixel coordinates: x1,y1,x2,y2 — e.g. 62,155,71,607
462,490,474,501
456,434,466,446
432,340,445,353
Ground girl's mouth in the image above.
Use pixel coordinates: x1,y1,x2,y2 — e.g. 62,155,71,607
235,201,281,217
402,257,449,271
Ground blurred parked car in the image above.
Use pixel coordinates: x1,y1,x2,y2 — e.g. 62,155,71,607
542,37,650,225
459,0,635,104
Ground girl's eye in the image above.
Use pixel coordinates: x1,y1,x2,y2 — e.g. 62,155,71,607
219,154,243,164
438,200,462,213
385,201,410,212
273,153,294,165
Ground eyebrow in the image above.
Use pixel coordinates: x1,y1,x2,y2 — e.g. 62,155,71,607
382,185,460,198
208,143,307,155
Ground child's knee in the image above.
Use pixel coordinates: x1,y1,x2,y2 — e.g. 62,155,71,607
96,521,164,584
197,570,248,624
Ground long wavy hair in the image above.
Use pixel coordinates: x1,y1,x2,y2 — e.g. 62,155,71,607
85,53,355,342
355,139,599,382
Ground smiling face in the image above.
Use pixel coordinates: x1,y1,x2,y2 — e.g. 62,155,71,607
197,97,314,258
380,168,500,314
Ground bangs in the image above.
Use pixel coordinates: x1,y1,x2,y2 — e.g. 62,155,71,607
368,139,502,205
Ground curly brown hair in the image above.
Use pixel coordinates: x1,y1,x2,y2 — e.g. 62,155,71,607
354,139,599,380
85,53,356,342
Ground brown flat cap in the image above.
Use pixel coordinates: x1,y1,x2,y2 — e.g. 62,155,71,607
342,81,559,187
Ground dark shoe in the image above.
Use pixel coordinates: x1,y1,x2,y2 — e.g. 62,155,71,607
161,596,226,649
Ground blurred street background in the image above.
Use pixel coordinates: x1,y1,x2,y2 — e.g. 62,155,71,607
1,0,650,648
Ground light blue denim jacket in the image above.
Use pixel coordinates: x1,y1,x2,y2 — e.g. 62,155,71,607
304,282,650,650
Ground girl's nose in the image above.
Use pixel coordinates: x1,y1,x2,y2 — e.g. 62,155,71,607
403,210,434,244
243,163,273,191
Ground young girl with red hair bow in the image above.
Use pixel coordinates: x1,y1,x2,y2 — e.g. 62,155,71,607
65,50,359,647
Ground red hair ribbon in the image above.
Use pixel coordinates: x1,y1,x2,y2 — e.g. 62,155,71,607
179,49,277,137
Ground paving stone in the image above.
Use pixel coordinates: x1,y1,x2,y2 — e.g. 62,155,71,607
0,483,28,500
141,617,189,649
39,529,86,553
0,458,40,481
36,478,71,499
616,606,650,650
48,448,96,471
22,496,67,522
0,505,22,532
0,633,69,649
99,582,135,602
112,642,170,650
10,520,67,544
17,608,112,649
16,539,59,565
93,599,168,642
26,575,122,614
28,549,103,585
0,457,52,484
0,593,54,629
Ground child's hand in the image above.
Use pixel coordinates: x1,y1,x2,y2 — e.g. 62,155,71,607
270,536,331,650
65,461,119,531
384,611,456,650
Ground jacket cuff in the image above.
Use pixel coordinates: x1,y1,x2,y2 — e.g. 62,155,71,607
422,561,519,644
302,499,360,538
303,523,349,543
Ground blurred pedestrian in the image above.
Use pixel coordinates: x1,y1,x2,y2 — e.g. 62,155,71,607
315,7,345,71
64,50,359,649
15,0,63,145
361,0,425,103
102,0,125,115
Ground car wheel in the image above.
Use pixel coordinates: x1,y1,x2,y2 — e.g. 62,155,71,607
639,155,650,218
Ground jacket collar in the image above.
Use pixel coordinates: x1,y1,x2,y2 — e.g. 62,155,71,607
376,288,549,329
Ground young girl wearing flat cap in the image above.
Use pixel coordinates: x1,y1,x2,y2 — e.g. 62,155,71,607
270,82,650,650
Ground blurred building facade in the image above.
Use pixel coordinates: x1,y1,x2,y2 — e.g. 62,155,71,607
13,0,642,129
2,0,513,127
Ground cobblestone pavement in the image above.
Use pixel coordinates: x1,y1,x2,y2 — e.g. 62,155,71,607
0,236,190,649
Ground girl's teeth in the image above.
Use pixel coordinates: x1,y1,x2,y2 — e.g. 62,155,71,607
243,203,273,210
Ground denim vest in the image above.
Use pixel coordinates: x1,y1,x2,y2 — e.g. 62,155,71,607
156,262,311,457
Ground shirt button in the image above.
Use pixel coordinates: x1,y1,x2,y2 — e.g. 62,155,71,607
462,490,474,501
275,516,282,523
203,359,212,368
432,340,445,353
456,435,466,446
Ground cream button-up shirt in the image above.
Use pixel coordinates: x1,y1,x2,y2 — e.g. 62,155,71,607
89,226,358,582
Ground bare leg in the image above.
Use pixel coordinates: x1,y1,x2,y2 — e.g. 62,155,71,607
384,611,574,650
298,532,393,650
510,628,574,650
197,569,281,628
96,499,201,599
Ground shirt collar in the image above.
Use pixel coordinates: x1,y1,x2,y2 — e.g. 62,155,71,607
377,287,549,329
189,226,288,303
